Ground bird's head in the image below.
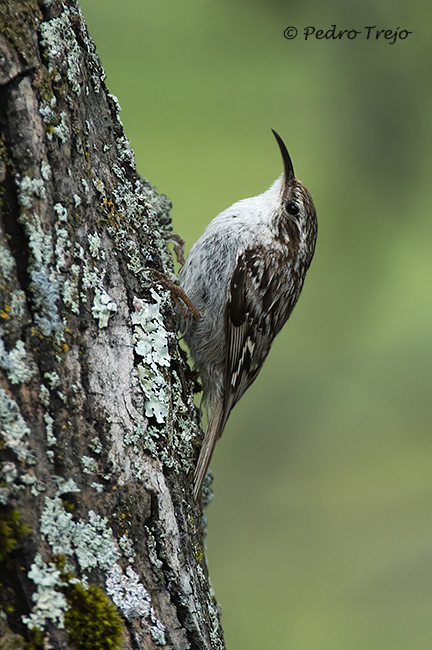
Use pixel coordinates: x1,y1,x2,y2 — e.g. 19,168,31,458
270,129,317,254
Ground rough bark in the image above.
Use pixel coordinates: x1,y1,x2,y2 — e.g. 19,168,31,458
0,1,223,649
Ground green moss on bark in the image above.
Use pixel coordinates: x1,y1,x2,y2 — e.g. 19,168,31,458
0,509,30,563
64,583,123,650
0,0,42,67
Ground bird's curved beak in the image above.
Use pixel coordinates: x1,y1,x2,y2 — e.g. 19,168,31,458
271,129,295,190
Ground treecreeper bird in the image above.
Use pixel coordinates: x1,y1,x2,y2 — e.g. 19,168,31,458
179,130,318,502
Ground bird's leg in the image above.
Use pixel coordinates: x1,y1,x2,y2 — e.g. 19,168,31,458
145,268,201,322
147,234,197,324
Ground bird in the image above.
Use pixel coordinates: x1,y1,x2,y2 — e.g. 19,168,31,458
178,130,318,502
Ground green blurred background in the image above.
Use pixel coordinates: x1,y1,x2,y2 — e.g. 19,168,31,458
79,1,431,648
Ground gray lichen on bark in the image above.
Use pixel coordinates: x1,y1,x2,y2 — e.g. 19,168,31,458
0,1,224,648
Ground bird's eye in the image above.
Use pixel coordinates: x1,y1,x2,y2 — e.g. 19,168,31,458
287,202,299,216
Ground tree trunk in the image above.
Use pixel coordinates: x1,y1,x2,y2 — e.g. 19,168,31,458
0,1,224,648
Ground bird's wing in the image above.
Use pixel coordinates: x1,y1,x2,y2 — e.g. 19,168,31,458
193,245,299,502
222,246,282,424
194,247,277,502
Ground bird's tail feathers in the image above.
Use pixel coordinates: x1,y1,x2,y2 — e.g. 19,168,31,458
193,398,226,503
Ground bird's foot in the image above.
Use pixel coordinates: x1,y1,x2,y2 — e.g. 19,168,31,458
145,268,201,322
168,233,186,267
